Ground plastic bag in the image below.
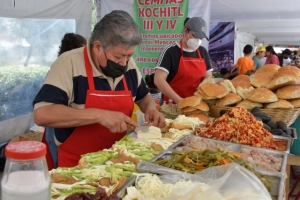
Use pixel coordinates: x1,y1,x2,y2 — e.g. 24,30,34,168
161,163,272,200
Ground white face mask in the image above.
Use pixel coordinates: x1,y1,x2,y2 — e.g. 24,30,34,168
186,34,202,51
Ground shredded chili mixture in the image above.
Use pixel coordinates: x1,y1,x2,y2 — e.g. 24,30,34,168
194,107,277,149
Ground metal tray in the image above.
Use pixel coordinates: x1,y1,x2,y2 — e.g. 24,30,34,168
167,134,191,150
149,150,285,200
238,145,288,175
115,175,136,198
168,135,288,174
168,134,242,153
116,161,285,200
256,170,285,200
273,127,297,146
273,137,291,153
191,134,291,153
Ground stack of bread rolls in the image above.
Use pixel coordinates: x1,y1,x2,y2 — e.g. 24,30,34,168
178,96,210,122
200,64,300,110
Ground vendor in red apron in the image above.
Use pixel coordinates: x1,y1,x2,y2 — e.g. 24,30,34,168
32,10,166,169
154,17,213,104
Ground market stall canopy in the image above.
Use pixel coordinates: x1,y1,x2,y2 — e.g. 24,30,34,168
0,0,92,38
210,0,300,45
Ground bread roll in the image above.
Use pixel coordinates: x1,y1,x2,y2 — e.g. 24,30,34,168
187,113,209,122
170,122,192,130
52,173,78,184
276,84,300,99
264,99,294,109
178,96,201,109
255,64,280,78
78,157,89,168
231,75,250,83
194,89,217,100
275,66,300,79
193,100,209,112
232,80,253,90
202,99,218,105
199,77,215,87
236,86,254,100
246,88,278,103
216,93,242,106
288,98,300,108
267,73,296,90
180,106,197,114
250,73,272,88
200,83,228,98
236,99,263,109
218,79,237,93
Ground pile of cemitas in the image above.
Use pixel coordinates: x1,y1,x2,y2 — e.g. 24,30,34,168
193,64,300,109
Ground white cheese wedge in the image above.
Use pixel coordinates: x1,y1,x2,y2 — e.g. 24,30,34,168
137,126,162,139
122,194,133,200
126,186,140,199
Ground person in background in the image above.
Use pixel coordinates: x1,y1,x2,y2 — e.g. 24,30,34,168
294,48,300,68
45,33,87,168
265,46,279,65
224,45,254,78
154,17,212,104
33,10,165,168
58,33,87,56
292,50,298,61
145,73,163,106
220,67,238,80
252,46,266,69
279,49,292,67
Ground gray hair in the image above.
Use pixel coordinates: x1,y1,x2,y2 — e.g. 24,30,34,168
90,10,142,50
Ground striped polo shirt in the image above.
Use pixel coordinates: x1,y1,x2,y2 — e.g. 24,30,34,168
33,39,149,143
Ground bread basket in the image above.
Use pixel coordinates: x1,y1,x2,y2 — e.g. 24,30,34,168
9,131,44,144
160,103,180,119
209,105,300,126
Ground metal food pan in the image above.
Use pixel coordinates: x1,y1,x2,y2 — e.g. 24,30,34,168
273,127,297,146
167,134,191,150
273,137,291,153
169,134,242,153
256,170,285,200
150,150,173,162
116,160,284,200
149,149,171,162
150,150,285,200
115,175,136,198
192,134,291,154
238,145,288,175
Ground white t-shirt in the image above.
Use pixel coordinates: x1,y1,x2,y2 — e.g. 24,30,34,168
283,57,291,66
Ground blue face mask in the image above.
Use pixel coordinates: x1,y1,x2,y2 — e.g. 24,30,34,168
100,51,128,78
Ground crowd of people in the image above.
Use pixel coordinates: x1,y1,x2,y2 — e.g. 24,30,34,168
217,44,300,79
210,52,234,71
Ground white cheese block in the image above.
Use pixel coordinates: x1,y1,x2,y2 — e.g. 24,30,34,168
137,126,162,139
126,186,140,199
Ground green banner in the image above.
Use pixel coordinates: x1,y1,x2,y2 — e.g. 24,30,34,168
133,0,189,76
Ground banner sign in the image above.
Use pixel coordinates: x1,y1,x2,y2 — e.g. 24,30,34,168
208,22,235,72
133,0,189,75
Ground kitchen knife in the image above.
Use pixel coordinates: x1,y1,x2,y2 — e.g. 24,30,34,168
126,124,150,132
135,125,150,132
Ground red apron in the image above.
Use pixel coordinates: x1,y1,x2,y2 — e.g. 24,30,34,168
57,46,134,167
164,40,207,102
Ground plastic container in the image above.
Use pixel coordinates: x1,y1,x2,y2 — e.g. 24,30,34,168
1,141,51,200
131,103,139,122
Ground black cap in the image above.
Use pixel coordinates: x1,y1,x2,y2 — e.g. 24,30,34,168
184,17,209,40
